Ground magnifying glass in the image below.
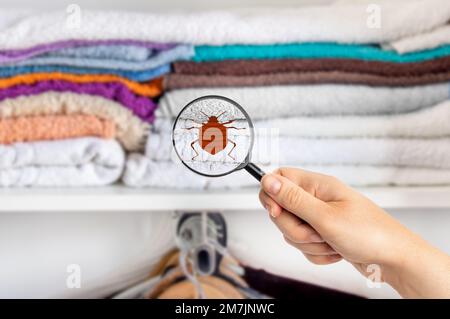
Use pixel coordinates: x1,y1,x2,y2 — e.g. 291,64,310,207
172,95,265,181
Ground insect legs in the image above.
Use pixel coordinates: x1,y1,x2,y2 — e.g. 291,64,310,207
190,139,199,160
227,139,237,161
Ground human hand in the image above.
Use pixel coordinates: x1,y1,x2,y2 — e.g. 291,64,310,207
258,167,450,298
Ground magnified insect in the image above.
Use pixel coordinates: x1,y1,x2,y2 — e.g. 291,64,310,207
172,95,265,180
184,110,245,161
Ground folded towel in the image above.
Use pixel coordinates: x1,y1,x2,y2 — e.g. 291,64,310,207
0,115,115,144
146,132,450,169
0,64,171,82
8,45,193,71
0,92,149,151
0,73,161,97
0,80,158,122
164,71,450,89
173,57,450,77
194,43,450,63
387,25,450,54
0,137,124,187
1,1,449,47
123,158,450,188
0,39,175,64
154,100,450,138
158,84,449,119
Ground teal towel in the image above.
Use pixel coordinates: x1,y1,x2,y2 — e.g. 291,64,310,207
194,43,450,63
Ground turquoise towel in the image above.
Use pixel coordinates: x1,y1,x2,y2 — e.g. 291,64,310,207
194,43,450,63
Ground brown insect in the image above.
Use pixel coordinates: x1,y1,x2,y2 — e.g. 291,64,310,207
184,111,245,161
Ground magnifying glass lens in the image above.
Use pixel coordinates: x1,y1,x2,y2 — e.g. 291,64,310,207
172,96,254,177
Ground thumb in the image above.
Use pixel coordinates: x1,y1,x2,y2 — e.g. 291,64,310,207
261,173,331,229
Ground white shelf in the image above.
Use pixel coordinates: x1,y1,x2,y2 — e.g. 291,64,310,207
0,186,449,212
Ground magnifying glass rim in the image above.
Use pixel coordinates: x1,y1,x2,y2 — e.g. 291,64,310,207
172,94,255,178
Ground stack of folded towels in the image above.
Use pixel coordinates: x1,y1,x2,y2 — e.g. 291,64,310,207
1,0,450,188
0,11,194,186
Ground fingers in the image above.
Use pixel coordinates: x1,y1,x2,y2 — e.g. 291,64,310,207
260,189,325,244
303,253,343,265
284,236,337,256
261,173,333,230
274,167,349,202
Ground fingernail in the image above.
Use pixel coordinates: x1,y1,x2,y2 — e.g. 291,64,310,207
309,234,324,243
264,175,281,195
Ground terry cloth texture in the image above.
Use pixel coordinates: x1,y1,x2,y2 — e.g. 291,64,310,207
387,25,450,54
0,64,171,82
0,39,176,64
193,43,450,63
0,80,158,122
172,58,450,77
0,137,124,187
0,92,149,151
0,114,116,144
7,45,193,71
1,1,449,47
157,84,450,119
122,158,450,188
154,100,450,138
163,71,450,89
0,73,162,97
143,132,450,169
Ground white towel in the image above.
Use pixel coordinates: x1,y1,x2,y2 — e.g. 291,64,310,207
157,84,450,120
122,157,450,188
0,0,449,49
155,100,450,138
0,138,125,187
386,25,450,53
144,132,450,169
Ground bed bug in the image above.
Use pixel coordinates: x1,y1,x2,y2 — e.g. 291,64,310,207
184,111,244,161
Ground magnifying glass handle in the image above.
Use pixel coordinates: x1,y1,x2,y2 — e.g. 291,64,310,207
245,162,266,182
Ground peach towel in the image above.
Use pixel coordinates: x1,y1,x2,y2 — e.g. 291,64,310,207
0,72,162,97
0,92,149,151
0,114,116,144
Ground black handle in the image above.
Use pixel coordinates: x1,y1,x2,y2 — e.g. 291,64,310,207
244,162,266,182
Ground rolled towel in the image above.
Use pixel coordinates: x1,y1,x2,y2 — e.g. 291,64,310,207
0,137,124,187
0,114,115,144
154,100,450,138
1,1,449,47
387,25,450,54
164,71,450,89
0,39,175,64
0,80,159,122
0,92,149,151
123,158,450,188
0,73,161,97
157,84,449,119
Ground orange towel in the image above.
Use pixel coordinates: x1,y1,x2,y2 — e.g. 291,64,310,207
0,73,162,97
0,114,116,144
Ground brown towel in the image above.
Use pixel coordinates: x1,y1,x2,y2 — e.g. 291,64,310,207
164,70,450,90
173,57,450,77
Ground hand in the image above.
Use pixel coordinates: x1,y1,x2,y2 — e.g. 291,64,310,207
259,167,450,298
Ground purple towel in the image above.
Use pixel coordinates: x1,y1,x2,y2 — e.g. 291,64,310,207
0,80,157,122
0,39,176,64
